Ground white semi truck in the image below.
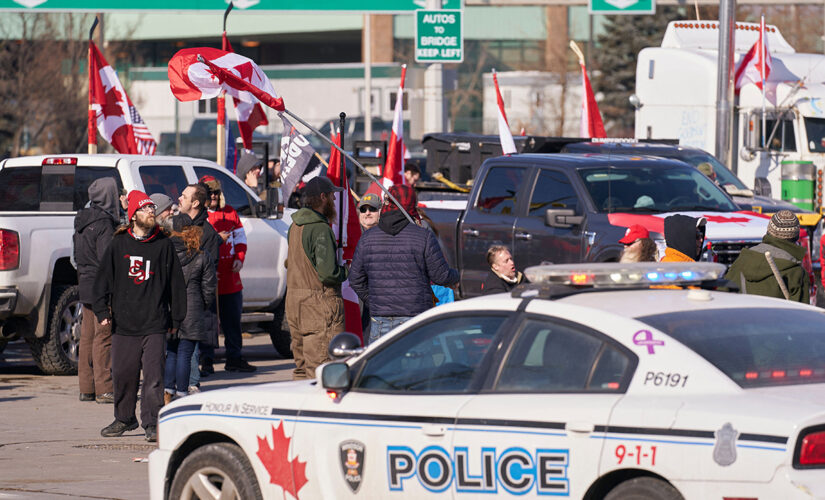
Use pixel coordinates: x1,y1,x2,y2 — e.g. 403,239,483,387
635,20,825,211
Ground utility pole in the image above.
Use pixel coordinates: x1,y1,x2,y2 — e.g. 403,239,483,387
715,0,736,171
424,0,446,134
364,14,373,141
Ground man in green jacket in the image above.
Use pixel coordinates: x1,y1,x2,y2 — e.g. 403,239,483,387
724,210,809,303
285,177,349,380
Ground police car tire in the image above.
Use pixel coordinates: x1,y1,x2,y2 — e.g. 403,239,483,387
604,477,683,500
169,442,263,500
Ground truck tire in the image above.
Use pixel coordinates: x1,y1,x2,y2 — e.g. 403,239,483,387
604,477,683,500
27,285,81,375
266,298,292,359
169,442,262,500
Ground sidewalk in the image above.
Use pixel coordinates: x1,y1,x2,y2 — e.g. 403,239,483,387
0,334,293,500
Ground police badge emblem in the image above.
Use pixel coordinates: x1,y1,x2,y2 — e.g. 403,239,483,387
339,440,365,492
713,422,739,466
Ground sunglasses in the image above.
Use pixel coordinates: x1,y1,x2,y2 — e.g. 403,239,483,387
359,206,378,214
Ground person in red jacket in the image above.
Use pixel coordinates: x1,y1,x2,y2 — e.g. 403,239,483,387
199,176,255,372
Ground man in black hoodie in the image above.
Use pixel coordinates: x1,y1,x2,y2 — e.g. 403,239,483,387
350,185,458,344
93,190,186,442
74,177,119,404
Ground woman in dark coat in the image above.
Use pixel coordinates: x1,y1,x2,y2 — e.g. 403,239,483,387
164,225,216,402
481,245,524,295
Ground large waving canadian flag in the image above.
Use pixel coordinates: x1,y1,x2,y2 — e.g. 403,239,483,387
89,41,156,155
492,69,517,154
735,16,772,92
579,61,606,139
168,47,284,112
382,64,407,189
222,33,269,150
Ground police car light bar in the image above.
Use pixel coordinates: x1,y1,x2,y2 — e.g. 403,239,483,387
523,262,727,288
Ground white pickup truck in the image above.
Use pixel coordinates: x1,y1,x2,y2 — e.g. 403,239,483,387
0,154,292,375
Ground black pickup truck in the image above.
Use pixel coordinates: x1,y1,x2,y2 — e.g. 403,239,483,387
421,153,772,298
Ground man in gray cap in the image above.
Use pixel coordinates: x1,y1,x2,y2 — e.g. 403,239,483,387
149,193,175,226
236,151,264,195
725,210,809,302
357,192,381,231
285,176,348,379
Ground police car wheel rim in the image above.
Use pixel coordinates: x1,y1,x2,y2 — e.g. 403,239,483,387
181,466,239,500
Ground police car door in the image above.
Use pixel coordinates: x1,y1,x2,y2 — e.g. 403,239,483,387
451,309,636,498
291,313,510,498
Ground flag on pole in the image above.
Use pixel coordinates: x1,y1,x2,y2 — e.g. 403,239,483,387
168,47,285,112
89,41,157,155
278,114,317,199
222,33,269,150
579,61,606,139
382,64,407,190
492,69,517,154
735,17,773,92
326,130,364,342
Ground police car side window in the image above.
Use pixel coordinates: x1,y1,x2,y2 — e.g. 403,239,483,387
475,167,525,216
353,315,507,394
529,169,579,217
496,319,628,392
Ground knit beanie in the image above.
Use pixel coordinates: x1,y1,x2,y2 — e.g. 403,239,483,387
149,193,173,215
127,190,154,221
236,151,262,181
766,209,800,241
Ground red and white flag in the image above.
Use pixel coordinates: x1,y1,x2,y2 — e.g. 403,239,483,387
735,16,772,92
168,47,284,112
382,64,407,190
492,70,516,154
222,33,269,150
89,41,156,155
579,61,606,139
326,130,363,342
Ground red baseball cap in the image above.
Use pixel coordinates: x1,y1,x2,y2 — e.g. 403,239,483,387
619,224,649,245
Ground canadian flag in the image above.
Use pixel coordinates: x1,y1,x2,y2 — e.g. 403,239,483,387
89,41,156,155
326,131,363,342
492,70,516,154
222,33,269,150
579,61,606,139
735,16,772,92
168,47,284,112
382,64,407,190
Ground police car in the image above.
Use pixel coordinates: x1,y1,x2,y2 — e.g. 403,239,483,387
149,263,825,499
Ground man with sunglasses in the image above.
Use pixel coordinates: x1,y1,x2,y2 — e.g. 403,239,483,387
358,193,381,231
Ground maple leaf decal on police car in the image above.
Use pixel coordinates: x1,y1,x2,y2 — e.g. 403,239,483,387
256,421,308,499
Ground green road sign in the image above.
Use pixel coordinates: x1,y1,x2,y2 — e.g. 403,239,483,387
415,9,463,63
589,0,655,14
0,0,460,12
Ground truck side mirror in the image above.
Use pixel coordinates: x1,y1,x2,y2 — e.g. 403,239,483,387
743,111,762,152
545,208,583,228
265,187,283,219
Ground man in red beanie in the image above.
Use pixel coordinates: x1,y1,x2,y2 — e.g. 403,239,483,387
350,185,458,343
93,190,186,442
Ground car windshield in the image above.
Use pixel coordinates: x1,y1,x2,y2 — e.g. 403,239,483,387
678,153,748,190
639,308,825,388
577,164,739,213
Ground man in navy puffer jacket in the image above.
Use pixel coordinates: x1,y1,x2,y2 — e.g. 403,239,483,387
350,185,458,344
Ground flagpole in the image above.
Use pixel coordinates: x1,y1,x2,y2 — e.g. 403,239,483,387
280,109,415,225
88,16,99,155
761,15,767,149
338,111,346,250
216,2,233,167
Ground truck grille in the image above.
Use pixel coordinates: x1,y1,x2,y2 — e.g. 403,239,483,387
709,241,760,266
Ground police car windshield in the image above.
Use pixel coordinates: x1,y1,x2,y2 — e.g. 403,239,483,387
639,308,825,388
577,164,739,213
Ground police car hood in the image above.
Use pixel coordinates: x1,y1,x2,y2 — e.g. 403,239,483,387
160,379,313,418
607,210,769,240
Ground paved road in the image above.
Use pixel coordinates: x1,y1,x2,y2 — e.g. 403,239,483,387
0,334,294,499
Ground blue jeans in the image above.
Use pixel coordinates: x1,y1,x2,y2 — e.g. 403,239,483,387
164,338,197,395
188,342,200,389
369,316,412,345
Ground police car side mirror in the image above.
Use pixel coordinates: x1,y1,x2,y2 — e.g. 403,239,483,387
320,362,351,391
545,208,583,228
